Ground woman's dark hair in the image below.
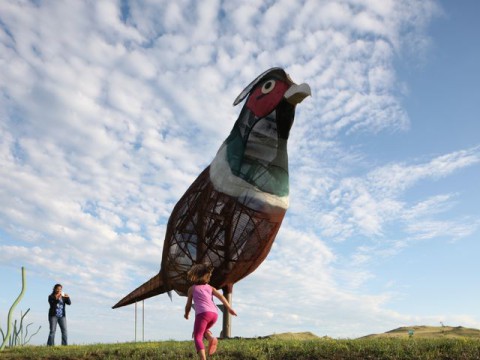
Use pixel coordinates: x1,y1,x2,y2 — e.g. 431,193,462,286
51,283,62,295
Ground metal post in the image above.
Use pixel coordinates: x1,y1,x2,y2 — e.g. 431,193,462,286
142,300,145,342
134,302,137,342
221,285,232,338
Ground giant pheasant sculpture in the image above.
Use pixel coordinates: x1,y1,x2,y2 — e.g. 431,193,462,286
113,67,310,310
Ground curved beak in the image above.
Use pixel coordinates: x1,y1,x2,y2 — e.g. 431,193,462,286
284,83,311,105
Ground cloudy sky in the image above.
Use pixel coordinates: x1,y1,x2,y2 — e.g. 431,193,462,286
1,0,479,345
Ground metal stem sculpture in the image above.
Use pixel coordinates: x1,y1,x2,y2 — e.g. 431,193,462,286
113,68,311,336
1,267,26,351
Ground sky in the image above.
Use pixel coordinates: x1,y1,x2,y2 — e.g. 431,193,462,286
1,0,479,346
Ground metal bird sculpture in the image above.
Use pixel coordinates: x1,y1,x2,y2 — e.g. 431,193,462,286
113,68,311,315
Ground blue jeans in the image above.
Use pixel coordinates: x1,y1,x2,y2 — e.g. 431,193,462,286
47,316,67,345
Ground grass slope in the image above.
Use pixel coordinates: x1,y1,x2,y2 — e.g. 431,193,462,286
362,326,480,339
261,331,320,341
2,333,480,360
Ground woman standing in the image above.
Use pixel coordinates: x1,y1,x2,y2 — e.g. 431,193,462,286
47,283,71,346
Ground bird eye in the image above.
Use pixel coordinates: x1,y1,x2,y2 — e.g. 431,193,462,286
261,80,276,94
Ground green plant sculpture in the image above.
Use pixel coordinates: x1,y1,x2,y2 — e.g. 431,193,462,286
1,267,27,351
0,308,41,347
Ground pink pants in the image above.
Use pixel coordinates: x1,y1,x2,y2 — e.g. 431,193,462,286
193,311,218,351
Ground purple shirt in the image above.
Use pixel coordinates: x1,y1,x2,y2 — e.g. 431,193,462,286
192,285,218,315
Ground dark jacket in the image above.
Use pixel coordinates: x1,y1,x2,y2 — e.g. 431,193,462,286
48,294,72,317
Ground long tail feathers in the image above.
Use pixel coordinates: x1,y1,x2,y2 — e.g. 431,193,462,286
112,272,168,309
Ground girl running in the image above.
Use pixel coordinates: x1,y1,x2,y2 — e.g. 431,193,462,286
184,264,237,359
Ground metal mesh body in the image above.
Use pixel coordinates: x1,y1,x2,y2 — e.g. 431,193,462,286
161,166,285,296
113,166,285,308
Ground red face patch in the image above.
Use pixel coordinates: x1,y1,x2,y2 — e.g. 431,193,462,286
246,79,290,118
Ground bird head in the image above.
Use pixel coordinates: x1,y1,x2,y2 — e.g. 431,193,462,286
234,68,311,115
214,68,311,197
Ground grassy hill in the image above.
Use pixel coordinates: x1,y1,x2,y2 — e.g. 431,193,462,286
261,331,321,340
2,330,480,359
362,325,480,339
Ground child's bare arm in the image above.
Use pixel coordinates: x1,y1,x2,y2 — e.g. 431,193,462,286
184,287,193,319
211,287,237,316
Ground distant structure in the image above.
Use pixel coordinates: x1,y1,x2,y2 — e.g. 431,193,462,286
113,68,311,336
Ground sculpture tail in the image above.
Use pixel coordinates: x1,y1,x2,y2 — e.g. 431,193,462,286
112,272,170,309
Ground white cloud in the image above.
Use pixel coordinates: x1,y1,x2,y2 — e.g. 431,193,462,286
288,145,480,252
367,147,480,196
406,219,479,242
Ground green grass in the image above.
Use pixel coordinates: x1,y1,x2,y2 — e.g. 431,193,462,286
2,336,480,360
